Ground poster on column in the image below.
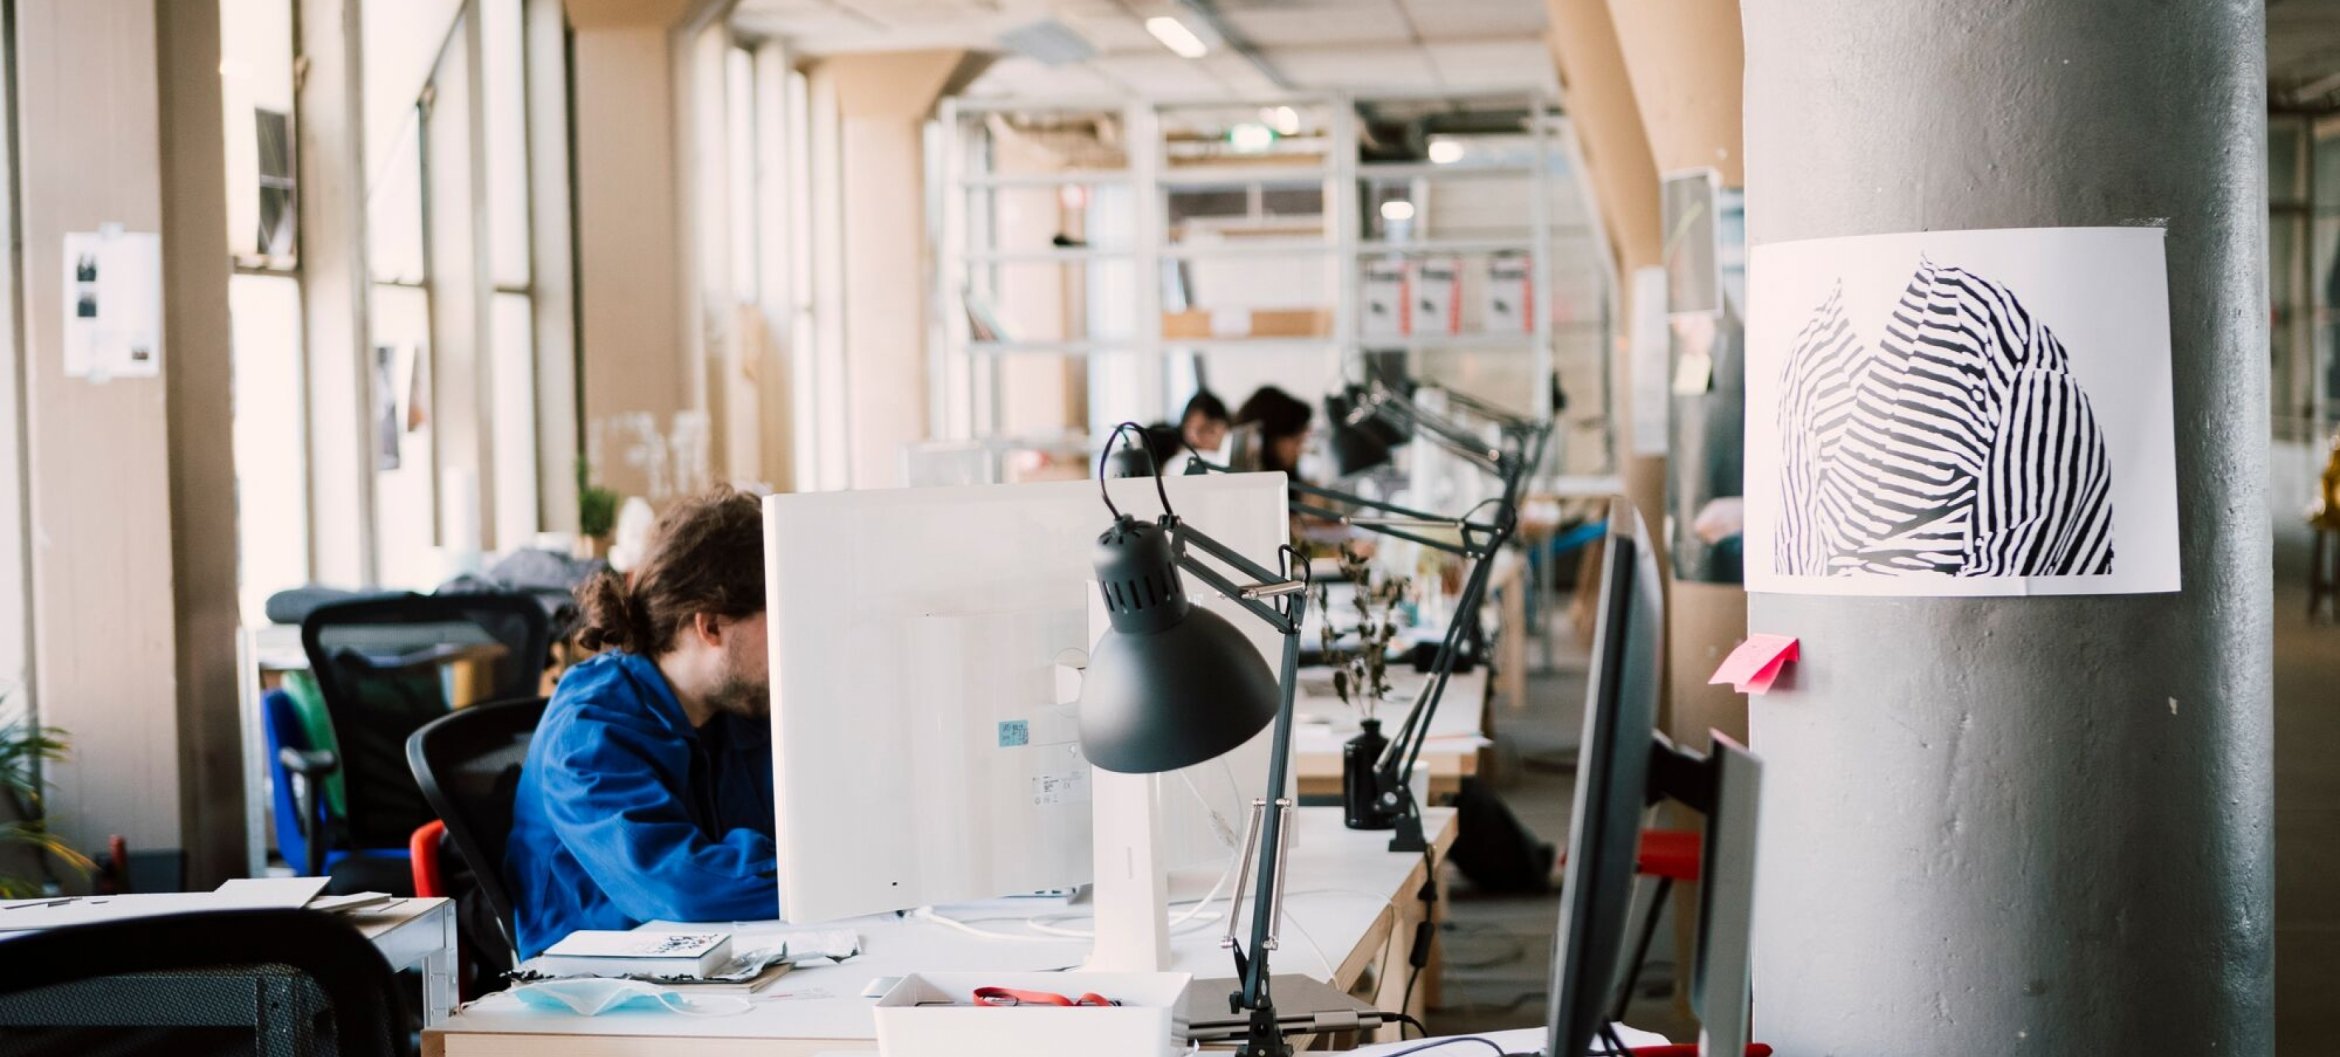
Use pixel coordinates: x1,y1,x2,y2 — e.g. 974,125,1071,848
1744,226,2179,597
61,227,163,381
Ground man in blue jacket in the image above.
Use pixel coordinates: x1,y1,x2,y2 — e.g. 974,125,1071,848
505,488,779,958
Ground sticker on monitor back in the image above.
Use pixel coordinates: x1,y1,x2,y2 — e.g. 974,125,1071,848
1032,769,1089,806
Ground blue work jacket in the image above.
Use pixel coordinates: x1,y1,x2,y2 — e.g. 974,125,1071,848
505,650,779,958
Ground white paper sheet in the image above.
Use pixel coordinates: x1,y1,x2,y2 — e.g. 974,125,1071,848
1629,267,1670,456
214,875,332,909
61,227,163,381
1745,226,2180,597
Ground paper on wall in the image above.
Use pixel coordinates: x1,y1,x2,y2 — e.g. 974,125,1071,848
1744,226,2180,597
62,226,163,381
1629,267,1669,456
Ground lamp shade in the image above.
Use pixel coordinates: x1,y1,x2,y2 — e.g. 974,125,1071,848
1077,515,1281,774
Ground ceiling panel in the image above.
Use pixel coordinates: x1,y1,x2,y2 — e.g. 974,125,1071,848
1398,0,1545,41
1198,53,1288,99
1104,51,1240,97
1270,44,1442,92
1422,40,1556,93
1054,4,1158,52
736,0,1554,103
1217,1,1414,48
964,55,1127,99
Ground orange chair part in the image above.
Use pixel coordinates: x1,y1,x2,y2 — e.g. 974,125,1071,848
410,819,447,898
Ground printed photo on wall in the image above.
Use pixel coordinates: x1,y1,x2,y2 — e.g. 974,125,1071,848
1744,226,2180,597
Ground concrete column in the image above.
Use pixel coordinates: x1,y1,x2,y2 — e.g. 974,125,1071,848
157,0,250,889
808,50,984,489
1743,3,2271,1054
566,0,694,501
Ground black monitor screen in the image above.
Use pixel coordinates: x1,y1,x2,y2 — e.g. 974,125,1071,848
1547,499,1664,1056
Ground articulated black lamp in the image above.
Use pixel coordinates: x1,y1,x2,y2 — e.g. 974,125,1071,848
1192,382,1552,854
1079,423,1311,1057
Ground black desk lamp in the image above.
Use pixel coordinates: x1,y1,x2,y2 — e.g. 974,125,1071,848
1080,423,1312,1057
1190,383,1551,853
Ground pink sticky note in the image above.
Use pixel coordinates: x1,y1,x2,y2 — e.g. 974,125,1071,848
1710,634,1799,694
1739,653,1792,694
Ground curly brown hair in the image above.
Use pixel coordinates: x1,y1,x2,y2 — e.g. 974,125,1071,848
574,487,767,655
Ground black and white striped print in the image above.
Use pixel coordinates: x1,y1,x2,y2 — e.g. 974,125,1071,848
1774,257,2114,579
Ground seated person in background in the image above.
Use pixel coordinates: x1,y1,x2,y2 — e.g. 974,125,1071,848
1179,389,1231,456
505,488,778,958
1235,385,1314,479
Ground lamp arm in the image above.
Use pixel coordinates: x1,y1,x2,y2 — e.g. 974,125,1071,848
1358,390,1507,476
1234,587,1304,1044
1380,531,1508,789
1169,522,1304,636
1141,520,1308,1052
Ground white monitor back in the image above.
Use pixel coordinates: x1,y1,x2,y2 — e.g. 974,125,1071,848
763,473,1292,924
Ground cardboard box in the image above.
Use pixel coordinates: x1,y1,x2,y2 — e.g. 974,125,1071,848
1162,309,1213,339
874,971,1192,1057
1160,308,1331,340
1248,308,1332,337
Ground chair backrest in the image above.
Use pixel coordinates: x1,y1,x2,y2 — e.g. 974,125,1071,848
261,688,322,871
0,909,404,1057
406,696,548,961
302,595,551,849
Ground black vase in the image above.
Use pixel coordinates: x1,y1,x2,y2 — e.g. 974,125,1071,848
1343,717,1395,830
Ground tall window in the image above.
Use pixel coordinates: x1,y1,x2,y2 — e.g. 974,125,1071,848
484,0,540,541
220,0,308,623
360,0,549,590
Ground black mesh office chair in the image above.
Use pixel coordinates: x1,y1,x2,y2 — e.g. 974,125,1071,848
299,595,551,893
406,695,548,968
0,909,406,1057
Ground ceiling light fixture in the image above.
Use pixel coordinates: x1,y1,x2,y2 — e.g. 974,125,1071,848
1428,140,1465,165
1265,106,1301,135
1144,14,1210,59
1380,200,1417,222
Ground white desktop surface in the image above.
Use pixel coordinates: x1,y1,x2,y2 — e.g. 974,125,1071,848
1345,1025,1672,1056
429,807,1453,1053
1290,665,1492,756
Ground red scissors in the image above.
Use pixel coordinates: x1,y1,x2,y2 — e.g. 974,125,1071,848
971,986,1121,1007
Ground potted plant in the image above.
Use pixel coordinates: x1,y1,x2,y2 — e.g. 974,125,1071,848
0,712,92,898
578,459,620,560
1314,545,1411,830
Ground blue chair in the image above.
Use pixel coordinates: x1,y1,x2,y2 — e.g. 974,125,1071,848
262,687,412,889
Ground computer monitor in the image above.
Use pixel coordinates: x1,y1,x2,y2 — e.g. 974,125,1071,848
1546,500,1762,1057
759,473,1291,924
1323,389,1410,478
1548,500,1664,1055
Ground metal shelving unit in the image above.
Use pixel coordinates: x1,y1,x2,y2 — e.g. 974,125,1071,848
935,92,1590,453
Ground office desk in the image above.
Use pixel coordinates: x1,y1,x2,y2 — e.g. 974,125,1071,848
1292,667,1490,802
424,808,1457,1056
356,897,463,1026
0,898,457,1038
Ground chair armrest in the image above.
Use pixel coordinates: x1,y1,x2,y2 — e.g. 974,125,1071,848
277,746,339,778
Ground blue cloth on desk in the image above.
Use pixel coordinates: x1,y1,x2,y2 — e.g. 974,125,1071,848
505,650,779,959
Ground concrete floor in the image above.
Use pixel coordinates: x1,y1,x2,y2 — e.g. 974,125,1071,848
1425,478,2336,1051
